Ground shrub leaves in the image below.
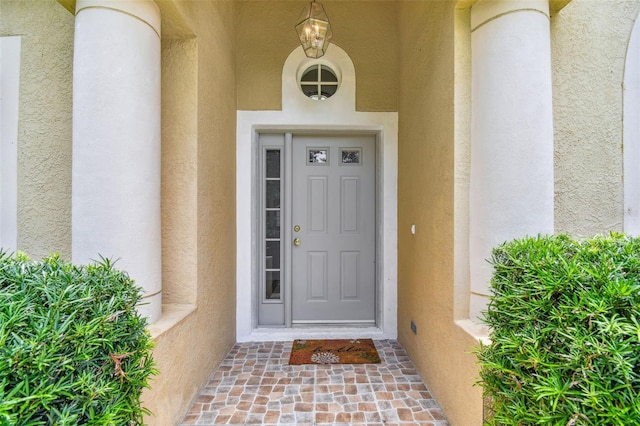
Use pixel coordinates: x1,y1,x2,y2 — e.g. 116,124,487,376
477,233,640,425
0,253,156,425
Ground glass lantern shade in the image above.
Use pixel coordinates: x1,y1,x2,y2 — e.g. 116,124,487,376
295,1,332,59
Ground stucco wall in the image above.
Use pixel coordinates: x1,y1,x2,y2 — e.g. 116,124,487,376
397,1,482,425
0,0,74,259
141,2,237,424
161,35,198,306
552,0,640,236
236,0,398,112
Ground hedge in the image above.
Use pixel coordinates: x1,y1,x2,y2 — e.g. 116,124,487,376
477,233,640,425
0,253,156,425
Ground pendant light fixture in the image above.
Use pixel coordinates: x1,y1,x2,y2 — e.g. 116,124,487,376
295,0,333,59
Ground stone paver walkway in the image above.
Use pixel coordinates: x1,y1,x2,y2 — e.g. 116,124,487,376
180,340,449,425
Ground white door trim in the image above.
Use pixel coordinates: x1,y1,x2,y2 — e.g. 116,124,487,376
236,45,397,342
0,37,20,251
236,121,397,342
624,15,640,235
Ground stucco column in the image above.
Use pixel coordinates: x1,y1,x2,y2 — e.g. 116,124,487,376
469,0,554,320
72,0,162,322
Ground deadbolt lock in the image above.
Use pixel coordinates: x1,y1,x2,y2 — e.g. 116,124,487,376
293,225,301,232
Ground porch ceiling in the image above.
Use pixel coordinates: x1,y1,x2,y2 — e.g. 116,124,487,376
61,0,574,16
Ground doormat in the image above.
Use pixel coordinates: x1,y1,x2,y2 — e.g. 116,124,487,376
288,339,381,365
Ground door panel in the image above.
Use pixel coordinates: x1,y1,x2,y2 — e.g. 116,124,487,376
340,251,359,299
341,177,360,233
291,135,375,323
308,177,327,232
307,251,328,300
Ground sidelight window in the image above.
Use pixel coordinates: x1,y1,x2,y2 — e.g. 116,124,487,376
263,149,282,301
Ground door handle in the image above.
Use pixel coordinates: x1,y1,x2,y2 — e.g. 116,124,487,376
293,238,301,247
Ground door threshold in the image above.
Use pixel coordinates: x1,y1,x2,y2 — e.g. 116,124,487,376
292,320,376,327
242,326,392,343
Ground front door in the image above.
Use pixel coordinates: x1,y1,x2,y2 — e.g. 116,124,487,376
291,134,376,324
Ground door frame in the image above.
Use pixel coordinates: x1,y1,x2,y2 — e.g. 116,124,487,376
257,131,379,328
237,123,397,342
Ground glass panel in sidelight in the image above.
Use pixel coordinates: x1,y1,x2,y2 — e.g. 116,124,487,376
266,150,281,178
266,180,281,208
265,271,281,300
265,241,281,269
265,210,280,238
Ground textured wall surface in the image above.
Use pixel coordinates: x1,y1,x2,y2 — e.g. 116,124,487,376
1,0,74,259
160,36,198,306
397,1,483,425
552,0,640,236
141,2,237,424
236,0,398,112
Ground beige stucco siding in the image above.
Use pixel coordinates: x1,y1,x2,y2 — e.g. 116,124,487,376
236,0,398,112
552,0,640,236
1,0,74,259
142,2,237,424
397,1,482,425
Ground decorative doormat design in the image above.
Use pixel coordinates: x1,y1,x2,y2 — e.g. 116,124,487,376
288,339,381,365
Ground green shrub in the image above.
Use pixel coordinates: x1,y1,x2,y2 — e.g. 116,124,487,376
477,233,640,425
0,253,156,425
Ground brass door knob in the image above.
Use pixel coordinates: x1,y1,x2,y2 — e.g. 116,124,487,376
293,238,301,246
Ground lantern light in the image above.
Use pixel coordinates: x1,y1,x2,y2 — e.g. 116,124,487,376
295,0,332,59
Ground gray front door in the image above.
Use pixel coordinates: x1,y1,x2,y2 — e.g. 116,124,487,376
291,134,376,324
